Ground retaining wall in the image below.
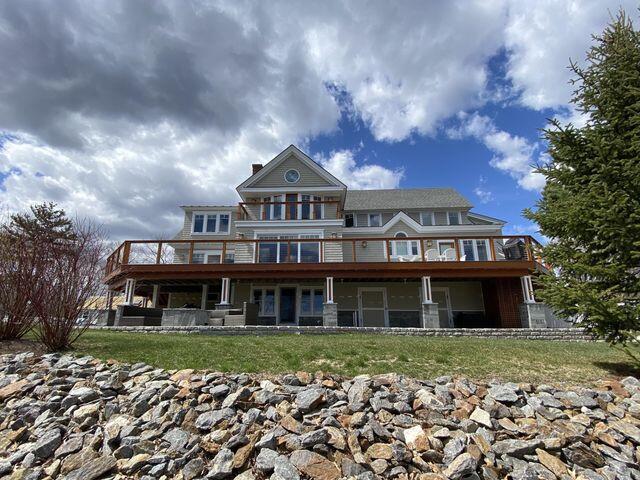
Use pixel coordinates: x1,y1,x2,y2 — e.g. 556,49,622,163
89,325,592,341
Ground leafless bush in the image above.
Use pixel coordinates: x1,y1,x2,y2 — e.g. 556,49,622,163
31,219,108,351
0,235,37,339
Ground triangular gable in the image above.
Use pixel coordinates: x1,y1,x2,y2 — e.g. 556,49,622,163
381,211,423,233
237,145,346,190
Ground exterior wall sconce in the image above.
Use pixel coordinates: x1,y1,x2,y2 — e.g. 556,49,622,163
361,240,368,248
425,240,433,247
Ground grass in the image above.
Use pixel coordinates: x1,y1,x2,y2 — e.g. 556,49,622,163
71,330,638,385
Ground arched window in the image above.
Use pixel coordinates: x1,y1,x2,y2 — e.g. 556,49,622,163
391,231,419,258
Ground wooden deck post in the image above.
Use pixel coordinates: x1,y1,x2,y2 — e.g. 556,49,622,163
488,237,496,261
156,242,163,264
188,241,194,263
122,241,131,265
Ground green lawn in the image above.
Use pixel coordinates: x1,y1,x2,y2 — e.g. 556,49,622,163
73,331,636,385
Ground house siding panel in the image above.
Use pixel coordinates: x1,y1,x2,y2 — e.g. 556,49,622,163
250,155,333,188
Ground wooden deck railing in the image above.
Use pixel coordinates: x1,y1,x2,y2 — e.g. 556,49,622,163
237,199,342,221
105,235,543,276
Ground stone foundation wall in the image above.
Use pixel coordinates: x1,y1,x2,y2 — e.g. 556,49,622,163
88,325,592,341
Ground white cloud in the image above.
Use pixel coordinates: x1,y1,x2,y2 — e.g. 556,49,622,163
473,176,494,203
449,113,546,191
317,149,403,190
0,0,632,240
504,0,638,110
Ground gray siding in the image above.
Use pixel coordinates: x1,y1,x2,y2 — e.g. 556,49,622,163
250,155,333,188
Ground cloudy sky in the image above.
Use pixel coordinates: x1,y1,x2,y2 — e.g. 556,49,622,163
0,0,634,240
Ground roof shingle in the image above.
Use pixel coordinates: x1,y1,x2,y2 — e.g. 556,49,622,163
344,188,472,211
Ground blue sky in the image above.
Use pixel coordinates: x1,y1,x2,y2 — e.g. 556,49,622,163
0,1,633,239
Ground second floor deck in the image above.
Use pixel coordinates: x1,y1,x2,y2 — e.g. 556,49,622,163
104,235,546,284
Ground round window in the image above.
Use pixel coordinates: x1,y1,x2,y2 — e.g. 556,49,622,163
284,169,300,183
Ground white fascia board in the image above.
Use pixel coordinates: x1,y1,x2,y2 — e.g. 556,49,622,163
467,212,507,225
236,220,344,229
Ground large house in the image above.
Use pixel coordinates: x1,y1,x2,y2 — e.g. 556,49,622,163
103,145,549,329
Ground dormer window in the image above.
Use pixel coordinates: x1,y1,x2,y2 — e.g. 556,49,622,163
368,213,381,227
448,211,461,225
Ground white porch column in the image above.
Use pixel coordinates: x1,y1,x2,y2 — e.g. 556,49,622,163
220,278,231,305
521,275,536,303
201,284,209,310
325,277,334,304
123,278,136,305
421,276,433,304
151,285,160,308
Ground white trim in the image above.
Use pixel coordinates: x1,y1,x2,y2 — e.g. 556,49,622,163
191,211,231,235
345,215,502,235
421,276,432,304
237,145,347,191
151,285,159,308
238,186,345,193
284,168,301,184
521,275,536,303
458,239,492,261
358,287,388,327
325,277,334,304
253,229,324,237
467,211,507,225
124,278,136,305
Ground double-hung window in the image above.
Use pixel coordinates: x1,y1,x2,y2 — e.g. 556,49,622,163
300,288,324,316
253,288,276,316
368,213,381,227
459,239,490,261
345,213,354,227
447,211,461,225
420,212,434,226
192,212,230,234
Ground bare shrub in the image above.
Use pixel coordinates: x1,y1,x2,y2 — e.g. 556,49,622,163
30,219,108,351
0,235,37,339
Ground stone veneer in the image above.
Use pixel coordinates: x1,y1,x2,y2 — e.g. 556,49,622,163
88,325,592,341
322,302,338,327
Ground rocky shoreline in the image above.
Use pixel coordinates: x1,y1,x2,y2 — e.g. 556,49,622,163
0,353,638,480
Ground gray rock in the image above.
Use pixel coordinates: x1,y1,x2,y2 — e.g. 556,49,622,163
300,428,330,448
273,456,300,480
443,452,478,480
66,455,117,480
208,448,235,478
183,457,205,480
492,439,544,457
256,448,280,473
33,428,62,459
295,388,325,412
196,408,236,430
210,384,231,398
487,385,519,403
0,461,11,475
164,428,190,451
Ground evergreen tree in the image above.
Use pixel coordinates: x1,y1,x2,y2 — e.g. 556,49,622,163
525,11,640,364
4,202,75,244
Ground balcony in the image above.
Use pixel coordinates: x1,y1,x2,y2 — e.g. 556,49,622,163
237,199,342,221
104,235,545,284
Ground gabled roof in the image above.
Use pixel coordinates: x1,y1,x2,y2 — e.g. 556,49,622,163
344,188,472,211
236,145,347,191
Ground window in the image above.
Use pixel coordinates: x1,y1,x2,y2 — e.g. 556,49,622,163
312,196,322,219
460,239,490,261
437,241,455,255
192,212,231,234
301,195,311,220
284,169,300,183
301,288,324,315
448,211,461,225
272,195,282,219
345,213,354,227
420,212,434,226
286,194,297,219
256,233,321,263
391,232,420,258
368,213,381,227
192,250,235,264
253,288,276,316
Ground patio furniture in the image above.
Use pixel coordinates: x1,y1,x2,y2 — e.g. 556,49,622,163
441,248,457,261
425,249,439,261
